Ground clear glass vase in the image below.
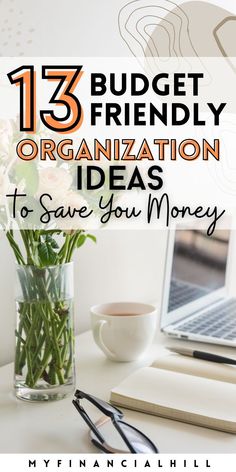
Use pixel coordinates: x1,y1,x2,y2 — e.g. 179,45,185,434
14,262,75,401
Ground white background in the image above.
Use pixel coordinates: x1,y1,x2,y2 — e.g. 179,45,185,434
0,4,235,359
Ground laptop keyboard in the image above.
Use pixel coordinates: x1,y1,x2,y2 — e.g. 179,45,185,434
175,298,236,340
168,279,209,311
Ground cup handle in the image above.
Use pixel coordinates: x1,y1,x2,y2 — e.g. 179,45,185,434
93,320,116,359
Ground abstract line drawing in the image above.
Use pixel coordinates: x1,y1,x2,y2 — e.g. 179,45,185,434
213,16,236,73
118,0,236,196
118,0,198,58
118,0,236,59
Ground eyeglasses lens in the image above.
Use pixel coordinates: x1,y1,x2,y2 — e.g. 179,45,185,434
117,421,157,453
91,418,157,453
90,417,130,452
75,394,157,454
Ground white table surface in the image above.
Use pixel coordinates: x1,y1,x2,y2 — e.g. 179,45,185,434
1,330,236,454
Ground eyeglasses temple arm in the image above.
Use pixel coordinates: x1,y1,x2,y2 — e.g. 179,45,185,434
72,400,105,444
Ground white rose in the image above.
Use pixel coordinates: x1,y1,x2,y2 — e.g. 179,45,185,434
0,119,12,136
37,167,72,199
0,119,12,160
52,191,98,231
64,191,88,209
0,166,10,204
64,191,100,230
57,191,89,230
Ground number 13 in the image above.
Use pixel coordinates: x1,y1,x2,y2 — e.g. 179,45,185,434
8,65,83,133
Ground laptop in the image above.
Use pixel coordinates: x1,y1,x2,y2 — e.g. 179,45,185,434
160,228,236,346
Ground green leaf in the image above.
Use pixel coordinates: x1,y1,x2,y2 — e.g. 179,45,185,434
50,239,59,250
86,234,96,243
39,230,62,236
38,242,58,266
45,234,59,249
76,234,87,248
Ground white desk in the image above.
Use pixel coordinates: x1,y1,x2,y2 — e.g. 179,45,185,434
0,330,236,453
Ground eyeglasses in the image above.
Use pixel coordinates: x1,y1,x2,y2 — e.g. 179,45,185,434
72,389,159,454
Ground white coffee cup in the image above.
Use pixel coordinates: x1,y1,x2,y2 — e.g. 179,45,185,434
90,302,157,362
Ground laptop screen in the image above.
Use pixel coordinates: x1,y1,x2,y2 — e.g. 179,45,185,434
168,230,230,313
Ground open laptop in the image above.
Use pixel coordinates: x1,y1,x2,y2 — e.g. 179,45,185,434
160,228,236,347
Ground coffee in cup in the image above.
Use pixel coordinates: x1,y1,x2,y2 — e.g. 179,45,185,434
90,302,157,362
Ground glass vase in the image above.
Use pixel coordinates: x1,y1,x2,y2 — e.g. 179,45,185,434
14,262,75,401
